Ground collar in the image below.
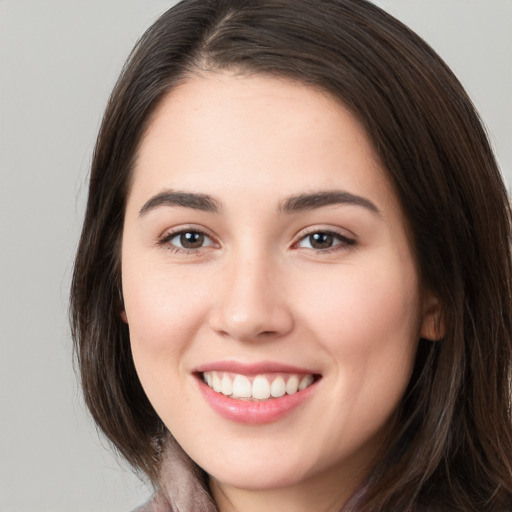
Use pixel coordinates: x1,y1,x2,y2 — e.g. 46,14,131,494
152,436,218,512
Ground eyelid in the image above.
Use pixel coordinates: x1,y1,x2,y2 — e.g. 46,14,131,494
157,225,220,252
292,226,357,252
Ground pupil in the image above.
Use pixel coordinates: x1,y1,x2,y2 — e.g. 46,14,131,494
310,233,333,249
180,232,204,248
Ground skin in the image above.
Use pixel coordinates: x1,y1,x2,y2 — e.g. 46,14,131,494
121,72,442,512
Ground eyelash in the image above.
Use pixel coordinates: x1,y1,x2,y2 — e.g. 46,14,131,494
293,229,356,254
157,227,215,254
157,228,356,255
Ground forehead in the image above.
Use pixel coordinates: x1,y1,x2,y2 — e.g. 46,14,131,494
130,72,400,218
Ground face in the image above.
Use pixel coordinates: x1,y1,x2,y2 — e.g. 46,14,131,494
121,72,439,503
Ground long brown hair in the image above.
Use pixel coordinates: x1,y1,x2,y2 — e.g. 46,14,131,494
70,0,512,510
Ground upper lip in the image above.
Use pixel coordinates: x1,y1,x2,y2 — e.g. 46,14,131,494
194,360,319,376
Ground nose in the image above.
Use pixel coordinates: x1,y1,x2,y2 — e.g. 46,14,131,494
208,254,294,342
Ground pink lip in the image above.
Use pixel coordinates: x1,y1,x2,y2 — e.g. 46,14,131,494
194,360,316,376
194,361,320,425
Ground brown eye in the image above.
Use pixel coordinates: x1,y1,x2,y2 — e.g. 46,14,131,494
180,231,205,248
309,232,334,249
162,229,215,251
296,230,355,251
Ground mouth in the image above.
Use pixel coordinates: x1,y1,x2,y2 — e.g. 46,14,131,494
199,371,319,401
194,361,322,423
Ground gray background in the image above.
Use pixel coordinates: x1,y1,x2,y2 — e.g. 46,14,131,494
0,1,510,511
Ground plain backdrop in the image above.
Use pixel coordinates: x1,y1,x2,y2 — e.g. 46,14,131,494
0,1,510,511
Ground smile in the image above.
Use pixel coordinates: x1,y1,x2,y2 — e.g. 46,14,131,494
202,371,315,401
195,363,321,424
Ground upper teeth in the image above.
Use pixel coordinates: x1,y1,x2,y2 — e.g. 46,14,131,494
202,371,314,400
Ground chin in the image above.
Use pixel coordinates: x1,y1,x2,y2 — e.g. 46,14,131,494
207,462,310,492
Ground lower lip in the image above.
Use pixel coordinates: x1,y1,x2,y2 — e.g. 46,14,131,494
196,376,318,424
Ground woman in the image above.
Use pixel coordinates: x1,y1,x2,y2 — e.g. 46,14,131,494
70,0,512,510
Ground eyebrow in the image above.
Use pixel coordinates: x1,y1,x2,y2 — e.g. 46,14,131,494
139,190,220,216
279,190,381,216
138,188,380,217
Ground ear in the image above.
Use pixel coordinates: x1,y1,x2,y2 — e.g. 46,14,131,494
420,290,444,341
121,310,128,324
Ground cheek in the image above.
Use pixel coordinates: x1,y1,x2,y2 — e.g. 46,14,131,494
302,260,420,342
297,257,421,410
296,262,421,451
121,258,212,393
123,259,207,339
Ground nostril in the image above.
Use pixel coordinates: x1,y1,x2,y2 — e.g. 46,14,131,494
207,294,294,341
